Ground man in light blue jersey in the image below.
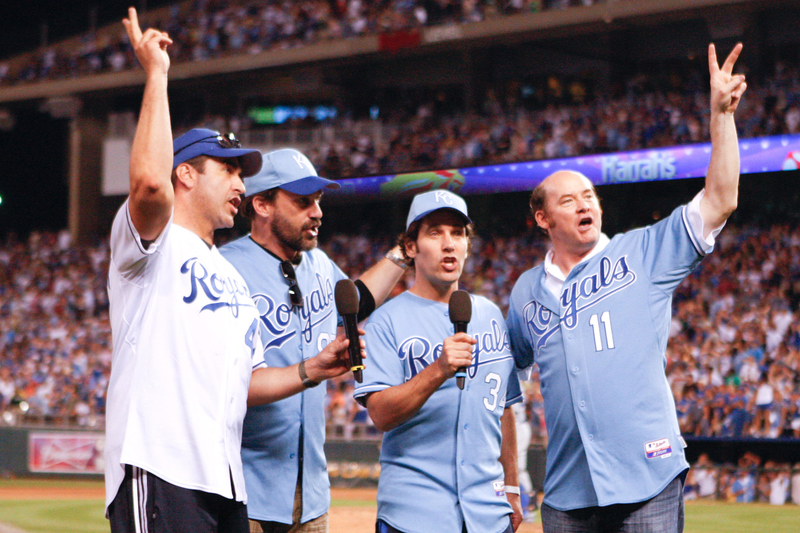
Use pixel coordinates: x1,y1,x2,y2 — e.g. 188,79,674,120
506,44,747,532
221,148,406,533
355,190,524,533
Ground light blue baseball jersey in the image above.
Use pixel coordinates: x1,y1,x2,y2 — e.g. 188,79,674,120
506,203,709,511
355,291,522,533
221,235,348,524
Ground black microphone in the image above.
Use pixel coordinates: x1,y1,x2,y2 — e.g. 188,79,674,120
449,290,472,390
335,279,364,383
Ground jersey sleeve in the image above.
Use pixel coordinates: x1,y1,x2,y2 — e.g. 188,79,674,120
504,363,523,407
638,201,707,292
354,313,403,406
109,198,172,280
506,277,536,372
251,321,267,370
685,189,726,252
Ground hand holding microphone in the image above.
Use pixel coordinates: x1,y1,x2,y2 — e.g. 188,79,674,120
335,279,364,383
449,290,472,389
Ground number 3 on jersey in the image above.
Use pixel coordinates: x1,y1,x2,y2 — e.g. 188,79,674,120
589,311,615,351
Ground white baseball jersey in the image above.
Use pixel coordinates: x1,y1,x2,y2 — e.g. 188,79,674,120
506,193,718,511
105,200,264,510
355,291,521,533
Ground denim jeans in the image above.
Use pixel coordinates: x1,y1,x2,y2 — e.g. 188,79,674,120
541,473,685,533
376,518,514,533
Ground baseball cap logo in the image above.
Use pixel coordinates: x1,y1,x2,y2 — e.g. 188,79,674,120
434,191,454,205
292,154,309,170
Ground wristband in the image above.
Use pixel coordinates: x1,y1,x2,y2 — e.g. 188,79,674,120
504,485,520,495
385,250,409,270
298,360,319,388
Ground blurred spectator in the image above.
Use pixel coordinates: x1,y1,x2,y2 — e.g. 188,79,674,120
693,453,719,499
767,462,791,505
1,0,600,86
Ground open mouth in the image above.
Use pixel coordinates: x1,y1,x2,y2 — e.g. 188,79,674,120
305,223,320,237
228,196,241,213
579,216,593,228
442,256,459,271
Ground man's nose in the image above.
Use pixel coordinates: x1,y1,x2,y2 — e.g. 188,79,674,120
309,201,323,219
233,173,245,194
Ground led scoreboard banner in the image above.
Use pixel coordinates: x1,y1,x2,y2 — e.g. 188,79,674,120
325,134,800,200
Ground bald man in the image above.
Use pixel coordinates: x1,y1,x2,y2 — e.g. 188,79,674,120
506,43,747,532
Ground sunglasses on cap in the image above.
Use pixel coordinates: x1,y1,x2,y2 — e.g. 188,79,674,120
173,132,241,157
280,260,303,309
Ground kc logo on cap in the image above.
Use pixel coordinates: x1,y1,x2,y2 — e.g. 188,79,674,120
406,189,471,230
244,148,340,197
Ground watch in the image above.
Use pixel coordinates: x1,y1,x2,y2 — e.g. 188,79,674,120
298,359,319,388
385,250,409,270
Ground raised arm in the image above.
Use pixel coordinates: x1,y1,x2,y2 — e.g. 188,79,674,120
356,245,407,308
700,43,747,236
123,7,175,242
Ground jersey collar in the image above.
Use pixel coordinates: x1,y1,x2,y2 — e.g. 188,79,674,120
248,235,303,266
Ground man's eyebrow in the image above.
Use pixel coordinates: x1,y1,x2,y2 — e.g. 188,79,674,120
558,188,595,199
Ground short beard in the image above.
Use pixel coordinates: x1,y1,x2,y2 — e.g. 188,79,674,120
271,210,318,253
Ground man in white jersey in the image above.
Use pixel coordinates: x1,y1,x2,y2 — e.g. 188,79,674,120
505,44,747,533
354,190,524,533
106,9,356,533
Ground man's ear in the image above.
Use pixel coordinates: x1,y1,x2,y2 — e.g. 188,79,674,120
174,162,196,190
405,240,417,259
251,195,273,218
534,210,550,231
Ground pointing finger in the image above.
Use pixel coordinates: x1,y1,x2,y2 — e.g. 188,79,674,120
123,7,143,45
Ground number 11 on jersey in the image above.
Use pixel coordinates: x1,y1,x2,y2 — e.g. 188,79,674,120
589,311,615,351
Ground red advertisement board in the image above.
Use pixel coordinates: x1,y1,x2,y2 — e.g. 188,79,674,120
28,432,104,474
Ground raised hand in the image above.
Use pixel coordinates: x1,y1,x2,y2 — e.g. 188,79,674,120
709,43,747,115
122,7,172,76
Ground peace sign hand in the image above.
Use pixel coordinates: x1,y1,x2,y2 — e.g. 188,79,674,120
122,7,172,76
709,43,747,115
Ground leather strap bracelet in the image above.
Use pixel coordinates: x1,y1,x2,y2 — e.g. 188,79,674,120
298,360,319,388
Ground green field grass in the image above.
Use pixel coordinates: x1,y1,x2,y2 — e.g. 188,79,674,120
1,480,799,533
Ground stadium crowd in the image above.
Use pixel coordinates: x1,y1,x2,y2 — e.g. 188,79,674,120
1,0,799,503
0,0,599,86
2,219,800,502
152,52,800,182
298,57,800,179
2,219,799,442
0,231,110,428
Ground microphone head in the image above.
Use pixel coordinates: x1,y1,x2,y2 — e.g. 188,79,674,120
335,279,360,315
448,290,472,324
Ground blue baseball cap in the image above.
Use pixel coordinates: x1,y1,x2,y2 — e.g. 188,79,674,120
172,128,262,178
244,148,340,197
406,190,471,230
